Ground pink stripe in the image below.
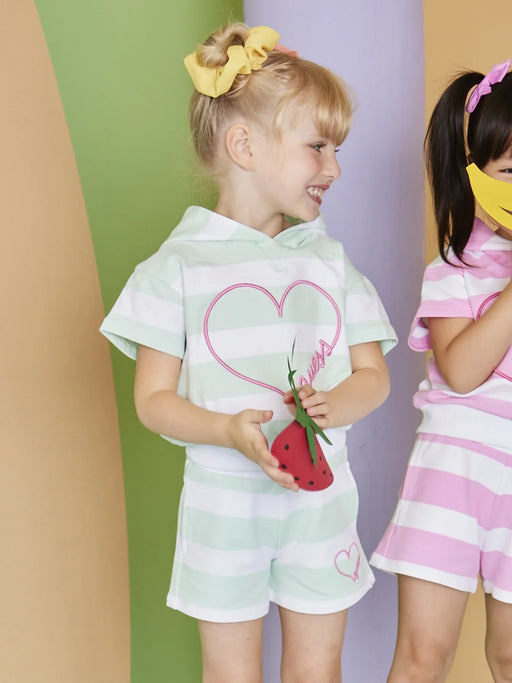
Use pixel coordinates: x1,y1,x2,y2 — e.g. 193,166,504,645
379,525,478,578
422,259,509,282
481,551,512,591
417,433,512,465
467,262,510,279
417,301,473,317
402,467,512,531
422,262,461,282
413,390,512,419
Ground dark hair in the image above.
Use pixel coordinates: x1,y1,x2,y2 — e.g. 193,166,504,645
425,69,512,262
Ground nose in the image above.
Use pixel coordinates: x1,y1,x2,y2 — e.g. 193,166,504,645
325,150,341,181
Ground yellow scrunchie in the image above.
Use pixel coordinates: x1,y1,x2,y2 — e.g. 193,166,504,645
184,26,280,98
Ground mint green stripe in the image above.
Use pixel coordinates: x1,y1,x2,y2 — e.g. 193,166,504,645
272,562,370,601
182,489,358,549
174,565,268,609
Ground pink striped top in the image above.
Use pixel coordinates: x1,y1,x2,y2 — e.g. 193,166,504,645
408,219,512,447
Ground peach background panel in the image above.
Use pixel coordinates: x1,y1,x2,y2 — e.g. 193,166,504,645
424,1,512,681
0,1,129,681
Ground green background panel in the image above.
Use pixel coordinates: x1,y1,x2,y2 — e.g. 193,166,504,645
35,2,242,680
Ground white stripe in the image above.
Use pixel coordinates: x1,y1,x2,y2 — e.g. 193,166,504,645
182,259,345,296
393,500,478,545
481,528,512,557
418,404,512,451
464,272,510,292
114,289,181,331
370,555,477,592
188,323,345,364
176,533,360,576
346,292,387,323
412,439,512,493
175,537,273,575
183,474,354,519
422,274,466,300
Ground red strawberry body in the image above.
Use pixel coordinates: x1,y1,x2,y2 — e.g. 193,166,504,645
271,421,334,491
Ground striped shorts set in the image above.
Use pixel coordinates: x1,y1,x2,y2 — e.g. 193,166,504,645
371,220,512,602
101,206,397,622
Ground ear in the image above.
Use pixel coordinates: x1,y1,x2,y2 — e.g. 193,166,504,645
224,123,255,170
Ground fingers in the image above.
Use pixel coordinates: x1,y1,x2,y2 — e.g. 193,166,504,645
250,409,273,424
262,462,299,491
299,388,329,414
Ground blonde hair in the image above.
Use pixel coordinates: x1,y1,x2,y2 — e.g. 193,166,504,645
188,23,353,171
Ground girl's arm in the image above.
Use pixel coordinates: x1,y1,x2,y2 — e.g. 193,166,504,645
428,280,512,394
134,345,298,490
284,341,390,429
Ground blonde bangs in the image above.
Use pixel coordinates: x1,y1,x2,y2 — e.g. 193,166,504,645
272,60,352,146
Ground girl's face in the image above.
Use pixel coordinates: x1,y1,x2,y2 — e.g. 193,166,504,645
253,110,342,228
480,150,512,240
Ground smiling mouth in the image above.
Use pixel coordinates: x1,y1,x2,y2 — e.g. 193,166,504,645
500,206,512,216
307,186,327,204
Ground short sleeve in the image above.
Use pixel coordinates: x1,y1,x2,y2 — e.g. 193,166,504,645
100,259,185,361
408,256,472,352
344,255,397,355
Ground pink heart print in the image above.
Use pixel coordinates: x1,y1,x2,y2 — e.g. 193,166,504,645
203,280,342,393
477,293,512,382
334,543,361,582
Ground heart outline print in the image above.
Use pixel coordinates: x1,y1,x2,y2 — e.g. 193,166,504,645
203,280,342,393
334,543,361,582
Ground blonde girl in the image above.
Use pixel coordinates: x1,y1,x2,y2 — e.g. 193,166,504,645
102,23,396,682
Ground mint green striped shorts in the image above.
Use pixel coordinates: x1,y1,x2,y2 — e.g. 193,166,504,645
167,448,374,622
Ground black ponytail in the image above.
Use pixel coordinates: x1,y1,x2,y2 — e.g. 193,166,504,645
425,72,482,262
426,69,512,263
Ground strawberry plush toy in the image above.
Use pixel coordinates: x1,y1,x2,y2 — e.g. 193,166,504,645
271,358,334,491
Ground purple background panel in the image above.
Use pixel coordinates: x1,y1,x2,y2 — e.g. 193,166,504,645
244,1,426,681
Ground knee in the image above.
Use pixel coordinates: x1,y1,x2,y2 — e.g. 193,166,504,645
392,637,456,682
281,656,341,683
486,642,512,681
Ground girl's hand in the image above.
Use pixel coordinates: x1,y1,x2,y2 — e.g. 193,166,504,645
283,385,331,430
283,341,390,429
226,409,299,491
135,346,297,490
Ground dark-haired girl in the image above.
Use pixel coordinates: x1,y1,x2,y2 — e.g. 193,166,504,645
372,61,512,682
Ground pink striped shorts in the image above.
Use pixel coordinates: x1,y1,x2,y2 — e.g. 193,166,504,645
371,433,512,603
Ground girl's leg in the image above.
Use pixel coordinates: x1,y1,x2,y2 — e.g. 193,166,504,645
198,618,264,683
485,595,512,682
387,575,469,683
279,606,347,683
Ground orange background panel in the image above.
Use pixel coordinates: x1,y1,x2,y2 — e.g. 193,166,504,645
0,1,130,681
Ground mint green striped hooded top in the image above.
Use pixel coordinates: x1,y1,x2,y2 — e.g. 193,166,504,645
101,206,397,473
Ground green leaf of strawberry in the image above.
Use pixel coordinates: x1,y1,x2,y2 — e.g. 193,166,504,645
270,349,334,491
286,357,332,466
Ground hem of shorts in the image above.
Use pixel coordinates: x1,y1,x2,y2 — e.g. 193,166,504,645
370,554,477,593
269,575,375,615
166,596,269,623
481,580,512,604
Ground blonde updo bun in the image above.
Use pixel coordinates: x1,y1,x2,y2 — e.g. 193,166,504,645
188,23,352,173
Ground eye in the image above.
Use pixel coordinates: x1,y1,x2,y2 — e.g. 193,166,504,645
312,143,325,152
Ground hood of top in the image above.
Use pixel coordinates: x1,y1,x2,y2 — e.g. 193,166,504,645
165,206,327,248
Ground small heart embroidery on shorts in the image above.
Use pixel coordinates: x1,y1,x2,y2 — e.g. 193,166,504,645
334,543,361,582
